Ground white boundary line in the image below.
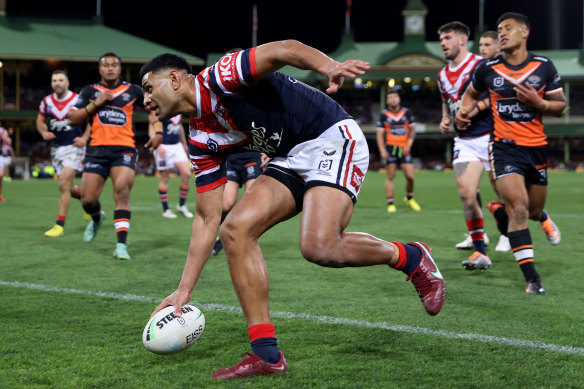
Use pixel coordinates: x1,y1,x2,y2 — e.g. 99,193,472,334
2,280,584,357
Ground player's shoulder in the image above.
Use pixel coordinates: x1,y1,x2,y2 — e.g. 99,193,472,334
479,55,503,70
529,52,552,63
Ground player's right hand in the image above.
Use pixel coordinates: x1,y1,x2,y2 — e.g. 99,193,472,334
151,287,193,318
380,149,389,161
41,132,56,141
94,92,113,108
440,117,452,134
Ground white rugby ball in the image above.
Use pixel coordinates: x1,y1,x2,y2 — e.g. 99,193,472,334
142,304,205,355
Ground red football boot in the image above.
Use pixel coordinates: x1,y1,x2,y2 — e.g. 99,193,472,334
406,242,446,316
211,351,288,379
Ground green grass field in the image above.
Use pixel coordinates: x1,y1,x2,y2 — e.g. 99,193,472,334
1,171,583,388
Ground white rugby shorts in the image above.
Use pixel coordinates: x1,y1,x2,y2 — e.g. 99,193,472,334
0,156,11,170
51,144,85,175
452,133,491,171
154,143,189,171
268,118,369,202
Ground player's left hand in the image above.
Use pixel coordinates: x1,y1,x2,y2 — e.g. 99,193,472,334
454,108,472,130
326,60,370,94
514,83,545,107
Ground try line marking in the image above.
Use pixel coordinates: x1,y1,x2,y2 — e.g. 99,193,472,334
2,280,584,357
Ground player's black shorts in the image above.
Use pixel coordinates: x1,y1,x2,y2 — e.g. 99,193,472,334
83,146,138,177
385,145,412,165
226,152,263,186
489,141,548,185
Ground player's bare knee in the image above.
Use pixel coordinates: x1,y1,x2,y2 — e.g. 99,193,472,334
299,239,342,267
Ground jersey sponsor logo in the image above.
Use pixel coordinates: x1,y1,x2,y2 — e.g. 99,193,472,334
97,106,127,126
496,98,536,122
242,122,283,154
323,150,336,156
49,118,73,132
206,138,219,152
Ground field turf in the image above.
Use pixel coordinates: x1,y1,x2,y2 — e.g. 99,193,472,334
1,171,583,388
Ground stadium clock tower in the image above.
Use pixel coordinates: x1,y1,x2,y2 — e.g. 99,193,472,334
402,0,428,37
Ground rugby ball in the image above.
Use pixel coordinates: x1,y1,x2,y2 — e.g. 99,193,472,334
142,304,205,355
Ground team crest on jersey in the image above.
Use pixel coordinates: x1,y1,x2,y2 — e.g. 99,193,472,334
121,93,131,102
494,77,504,87
350,166,364,192
528,75,541,88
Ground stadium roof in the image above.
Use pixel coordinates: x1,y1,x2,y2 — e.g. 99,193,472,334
0,16,204,65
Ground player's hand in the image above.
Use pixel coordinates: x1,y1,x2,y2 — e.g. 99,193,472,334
72,137,86,147
380,149,389,161
41,132,56,141
403,146,411,156
145,134,162,150
151,287,193,318
514,83,545,107
440,116,453,134
454,109,471,130
94,92,113,108
260,154,271,168
326,60,370,94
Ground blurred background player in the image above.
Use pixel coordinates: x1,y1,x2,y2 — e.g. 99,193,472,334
69,52,162,260
455,30,512,252
456,12,565,294
375,89,420,213
438,21,492,270
0,122,12,202
37,70,89,237
211,151,267,256
151,114,193,219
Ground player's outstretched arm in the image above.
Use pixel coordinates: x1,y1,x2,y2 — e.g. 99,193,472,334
151,185,224,318
254,40,369,94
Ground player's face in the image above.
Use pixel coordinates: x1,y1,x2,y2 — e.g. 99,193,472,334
51,74,69,96
386,92,400,108
142,71,176,122
99,56,122,83
497,19,528,52
439,30,463,60
479,37,501,60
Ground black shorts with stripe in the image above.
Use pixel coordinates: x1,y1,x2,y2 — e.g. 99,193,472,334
83,146,138,177
490,141,548,186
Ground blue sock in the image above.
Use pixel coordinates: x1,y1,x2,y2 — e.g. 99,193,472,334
251,337,280,364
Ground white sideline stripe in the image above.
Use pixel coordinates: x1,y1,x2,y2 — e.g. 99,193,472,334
2,280,584,357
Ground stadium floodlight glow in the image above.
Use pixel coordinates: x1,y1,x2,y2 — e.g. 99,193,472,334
404,77,412,83
424,77,431,82
388,78,395,88
0,61,3,69
354,77,363,88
